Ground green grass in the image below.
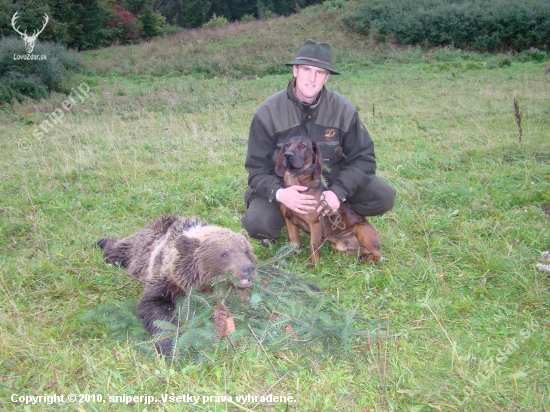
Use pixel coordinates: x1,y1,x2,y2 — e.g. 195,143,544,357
1,5,549,412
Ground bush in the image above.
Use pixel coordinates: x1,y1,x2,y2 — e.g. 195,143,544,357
0,72,49,103
202,13,229,29
139,6,165,39
240,14,256,22
259,10,278,20
105,5,143,43
0,37,84,103
343,0,550,52
518,48,548,62
323,0,349,12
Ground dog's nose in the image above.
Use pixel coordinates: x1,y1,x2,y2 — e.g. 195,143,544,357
284,152,293,160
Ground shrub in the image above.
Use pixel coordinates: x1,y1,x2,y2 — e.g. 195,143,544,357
323,0,349,12
240,14,256,22
202,13,229,29
0,72,48,103
518,48,548,62
105,5,143,43
259,10,278,20
139,6,165,39
343,0,550,52
0,37,84,103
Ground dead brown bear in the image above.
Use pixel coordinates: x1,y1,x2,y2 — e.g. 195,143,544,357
97,215,257,355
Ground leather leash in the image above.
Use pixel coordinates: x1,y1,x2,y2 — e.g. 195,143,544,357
319,194,345,231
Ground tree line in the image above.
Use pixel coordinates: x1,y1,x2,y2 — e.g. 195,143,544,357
0,0,324,50
343,0,550,53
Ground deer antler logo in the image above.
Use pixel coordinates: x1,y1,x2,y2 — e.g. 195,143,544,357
11,11,49,54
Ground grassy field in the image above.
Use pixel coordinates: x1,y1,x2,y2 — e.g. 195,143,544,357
1,5,549,411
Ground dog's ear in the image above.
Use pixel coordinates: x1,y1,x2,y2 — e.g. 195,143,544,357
275,147,286,177
312,140,323,180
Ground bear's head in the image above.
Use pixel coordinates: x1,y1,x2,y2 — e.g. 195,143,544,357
174,227,257,290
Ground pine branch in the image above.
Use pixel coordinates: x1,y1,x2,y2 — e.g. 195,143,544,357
83,245,367,364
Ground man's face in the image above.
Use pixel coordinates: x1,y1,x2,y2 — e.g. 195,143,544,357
292,64,330,104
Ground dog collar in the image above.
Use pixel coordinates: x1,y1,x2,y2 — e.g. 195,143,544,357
288,164,315,178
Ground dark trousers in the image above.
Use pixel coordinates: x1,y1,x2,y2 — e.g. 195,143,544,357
241,176,396,240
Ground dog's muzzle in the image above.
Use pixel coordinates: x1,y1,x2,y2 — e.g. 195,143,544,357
283,152,300,170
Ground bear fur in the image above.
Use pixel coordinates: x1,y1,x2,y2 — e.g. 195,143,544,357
97,215,257,355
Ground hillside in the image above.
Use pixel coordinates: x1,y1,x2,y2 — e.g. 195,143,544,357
82,8,371,78
80,3,549,79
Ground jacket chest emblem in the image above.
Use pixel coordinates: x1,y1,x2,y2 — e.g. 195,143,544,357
325,128,336,140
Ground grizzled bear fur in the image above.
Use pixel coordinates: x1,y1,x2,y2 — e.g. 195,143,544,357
97,215,257,355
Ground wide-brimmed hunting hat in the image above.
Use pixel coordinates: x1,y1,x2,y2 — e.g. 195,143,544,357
286,39,340,75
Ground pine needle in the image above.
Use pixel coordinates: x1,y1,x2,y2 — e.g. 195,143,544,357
82,245,372,364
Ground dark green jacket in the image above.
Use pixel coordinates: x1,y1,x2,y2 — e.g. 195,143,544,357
245,81,377,203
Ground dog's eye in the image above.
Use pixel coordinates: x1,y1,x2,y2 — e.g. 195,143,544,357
221,252,228,258
299,144,306,149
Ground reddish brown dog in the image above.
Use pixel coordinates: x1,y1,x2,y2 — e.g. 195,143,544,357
275,135,381,266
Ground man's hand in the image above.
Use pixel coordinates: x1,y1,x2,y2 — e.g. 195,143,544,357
278,186,317,214
317,190,340,216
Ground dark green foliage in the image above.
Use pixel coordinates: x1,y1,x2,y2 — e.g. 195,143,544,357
224,0,261,20
0,37,84,103
321,164,332,188
0,71,48,103
0,0,163,50
0,0,104,49
0,0,313,50
151,261,364,363
124,0,150,16
343,0,550,52
80,299,150,343
202,13,230,29
0,0,60,42
158,0,215,28
68,0,111,50
139,5,163,39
